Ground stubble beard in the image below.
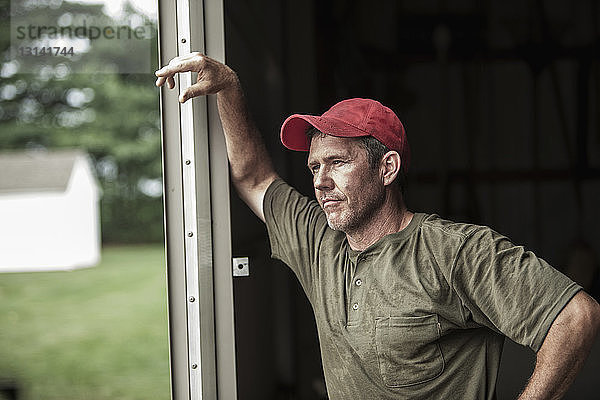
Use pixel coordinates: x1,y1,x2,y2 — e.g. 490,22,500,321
324,186,386,233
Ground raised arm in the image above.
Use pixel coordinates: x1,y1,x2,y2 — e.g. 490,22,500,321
518,291,600,399
155,52,278,221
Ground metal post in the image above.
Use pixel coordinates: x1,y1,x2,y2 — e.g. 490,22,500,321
158,0,237,399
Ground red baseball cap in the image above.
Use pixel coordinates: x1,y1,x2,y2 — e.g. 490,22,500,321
280,98,410,171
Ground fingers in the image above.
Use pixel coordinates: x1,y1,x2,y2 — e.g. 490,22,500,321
155,53,206,91
155,52,235,103
155,75,176,89
155,52,204,77
179,81,211,103
155,76,166,87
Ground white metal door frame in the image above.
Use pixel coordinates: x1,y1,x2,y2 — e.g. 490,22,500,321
157,0,237,398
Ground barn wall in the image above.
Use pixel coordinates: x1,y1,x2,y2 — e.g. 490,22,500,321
0,192,70,271
64,157,101,268
0,159,100,272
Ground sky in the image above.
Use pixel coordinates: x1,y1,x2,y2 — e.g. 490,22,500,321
68,0,157,19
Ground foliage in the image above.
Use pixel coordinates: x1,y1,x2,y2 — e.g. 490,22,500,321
0,0,163,243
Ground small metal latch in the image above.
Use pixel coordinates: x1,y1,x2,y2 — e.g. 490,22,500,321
232,257,249,277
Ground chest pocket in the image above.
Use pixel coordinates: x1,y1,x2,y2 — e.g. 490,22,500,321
375,314,445,387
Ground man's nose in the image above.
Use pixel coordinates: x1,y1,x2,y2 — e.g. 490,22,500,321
314,168,333,191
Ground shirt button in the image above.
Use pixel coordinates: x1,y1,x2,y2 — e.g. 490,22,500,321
352,303,359,310
355,279,362,287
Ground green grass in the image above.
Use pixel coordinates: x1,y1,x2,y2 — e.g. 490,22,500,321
0,245,170,400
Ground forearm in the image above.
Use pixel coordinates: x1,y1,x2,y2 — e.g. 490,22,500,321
216,79,278,217
217,80,277,188
518,291,600,399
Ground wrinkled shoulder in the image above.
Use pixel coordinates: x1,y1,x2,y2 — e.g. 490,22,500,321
420,214,487,242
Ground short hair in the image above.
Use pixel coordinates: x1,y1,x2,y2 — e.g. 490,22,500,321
306,127,407,195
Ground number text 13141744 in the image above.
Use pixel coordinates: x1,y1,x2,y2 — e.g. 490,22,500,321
18,47,75,56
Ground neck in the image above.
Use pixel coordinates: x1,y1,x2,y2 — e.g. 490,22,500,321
346,191,413,251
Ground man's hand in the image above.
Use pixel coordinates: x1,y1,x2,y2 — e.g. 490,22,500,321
155,51,278,220
155,52,239,103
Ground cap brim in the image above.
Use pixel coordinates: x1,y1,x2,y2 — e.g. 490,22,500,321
280,115,314,151
280,114,369,152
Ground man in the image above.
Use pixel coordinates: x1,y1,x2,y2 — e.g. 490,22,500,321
156,53,600,399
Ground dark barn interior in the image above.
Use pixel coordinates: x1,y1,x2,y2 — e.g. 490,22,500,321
222,0,600,398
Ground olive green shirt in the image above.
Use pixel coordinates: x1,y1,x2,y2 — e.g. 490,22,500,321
263,179,581,400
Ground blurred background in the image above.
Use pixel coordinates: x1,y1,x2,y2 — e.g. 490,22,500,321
1,0,599,399
0,0,168,399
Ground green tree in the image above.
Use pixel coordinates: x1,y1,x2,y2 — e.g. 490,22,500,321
0,0,163,243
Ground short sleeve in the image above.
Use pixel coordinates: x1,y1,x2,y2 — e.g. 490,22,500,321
262,179,331,297
451,226,582,352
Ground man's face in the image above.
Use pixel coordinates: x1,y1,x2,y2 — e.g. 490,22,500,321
307,134,385,232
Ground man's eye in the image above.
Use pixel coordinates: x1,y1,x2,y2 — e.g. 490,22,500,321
310,165,319,174
332,160,343,165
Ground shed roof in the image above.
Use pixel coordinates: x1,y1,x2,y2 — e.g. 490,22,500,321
0,149,92,194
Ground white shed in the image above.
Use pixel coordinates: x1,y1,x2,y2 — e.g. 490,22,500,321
0,149,102,272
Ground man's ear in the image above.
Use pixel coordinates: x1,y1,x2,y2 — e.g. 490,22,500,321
380,151,401,187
